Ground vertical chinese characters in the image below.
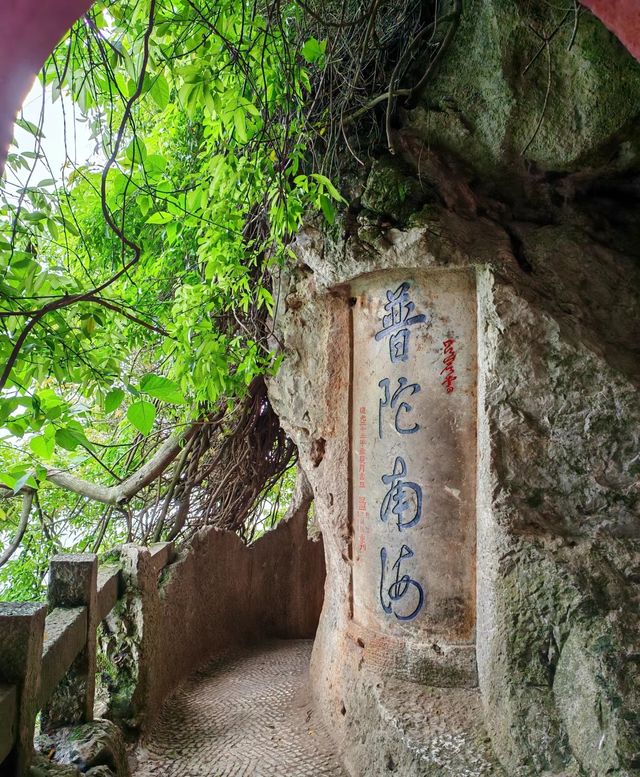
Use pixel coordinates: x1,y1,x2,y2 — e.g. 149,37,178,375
380,456,422,531
379,546,424,621
378,377,421,438
441,338,457,393
374,281,427,622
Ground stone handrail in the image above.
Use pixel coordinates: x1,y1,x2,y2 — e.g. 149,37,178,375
0,542,173,776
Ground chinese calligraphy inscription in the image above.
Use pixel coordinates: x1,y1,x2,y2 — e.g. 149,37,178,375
351,270,477,643
374,281,429,363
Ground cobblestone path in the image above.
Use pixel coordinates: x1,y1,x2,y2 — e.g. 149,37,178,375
132,639,346,777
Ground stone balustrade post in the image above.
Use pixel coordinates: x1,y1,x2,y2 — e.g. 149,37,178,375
0,602,46,776
41,553,98,732
117,545,161,731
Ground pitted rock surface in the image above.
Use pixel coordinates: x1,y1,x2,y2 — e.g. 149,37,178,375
36,719,128,777
133,640,345,777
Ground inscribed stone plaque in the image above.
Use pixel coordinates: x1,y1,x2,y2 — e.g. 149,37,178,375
351,269,476,644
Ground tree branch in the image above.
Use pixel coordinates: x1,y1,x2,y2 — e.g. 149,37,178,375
0,492,34,568
0,425,196,506
0,295,171,338
85,296,171,338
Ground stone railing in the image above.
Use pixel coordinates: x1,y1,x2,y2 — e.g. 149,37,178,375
0,509,326,777
0,542,173,776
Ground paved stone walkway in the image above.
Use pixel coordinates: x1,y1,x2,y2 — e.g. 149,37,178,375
132,639,346,777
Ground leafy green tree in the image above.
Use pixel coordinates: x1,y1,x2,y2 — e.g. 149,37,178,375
0,0,342,597
0,0,452,598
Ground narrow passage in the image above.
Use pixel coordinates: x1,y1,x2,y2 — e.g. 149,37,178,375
132,639,346,777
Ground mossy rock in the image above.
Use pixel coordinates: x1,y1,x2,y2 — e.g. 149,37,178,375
360,157,434,222
554,620,640,774
411,0,640,178
30,757,82,777
38,719,130,777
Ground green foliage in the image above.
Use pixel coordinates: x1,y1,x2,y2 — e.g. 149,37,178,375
0,0,340,597
140,375,184,404
301,37,327,65
127,400,156,436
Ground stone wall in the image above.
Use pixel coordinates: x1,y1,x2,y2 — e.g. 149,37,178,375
102,502,325,733
149,499,325,718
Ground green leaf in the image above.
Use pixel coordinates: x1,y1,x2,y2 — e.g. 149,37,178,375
39,393,64,421
186,188,202,212
104,388,125,414
13,471,36,495
55,427,90,452
125,138,147,164
140,374,185,404
7,419,28,438
301,37,326,64
60,217,79,236
145,154,167,175
16,117,44,139
319,194,335,225
23,211,47,222
47,218,59,241
233,108,248,143
81,315,97,337
150,73,170,110
127,401,156,435
145,211,173,225
311,173,345,202
166,221,178,243
29,433,55,460
0,473,17,490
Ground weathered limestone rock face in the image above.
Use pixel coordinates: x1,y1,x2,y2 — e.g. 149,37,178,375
268,3,640,774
